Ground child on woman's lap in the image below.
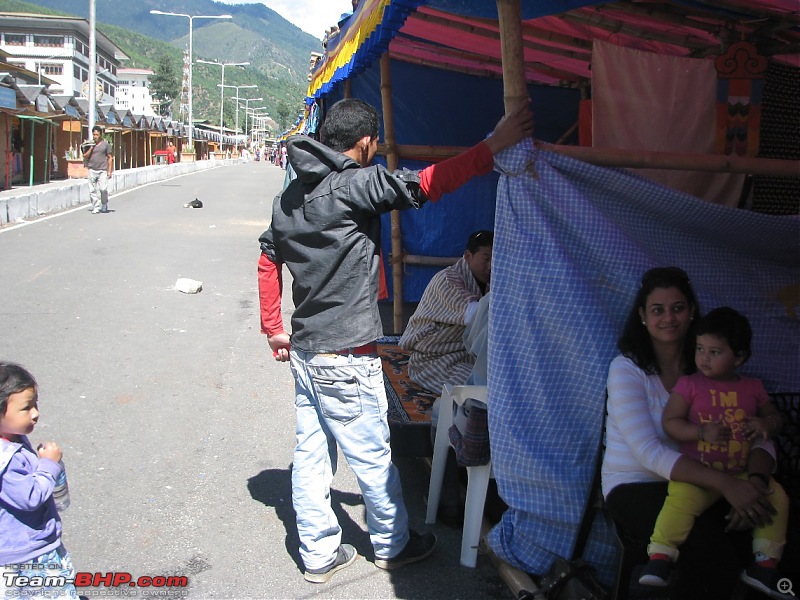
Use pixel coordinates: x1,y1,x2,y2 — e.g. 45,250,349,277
0,362,77,598
639,308,790,599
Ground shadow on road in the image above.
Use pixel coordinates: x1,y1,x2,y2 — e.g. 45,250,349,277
247,468,372,574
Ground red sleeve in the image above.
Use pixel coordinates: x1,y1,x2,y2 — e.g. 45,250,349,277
378,250,388,301
418,141,494,202
258,253,285,335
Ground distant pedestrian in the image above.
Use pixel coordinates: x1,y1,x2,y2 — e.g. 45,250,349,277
83,126,113,214
0,362,78,598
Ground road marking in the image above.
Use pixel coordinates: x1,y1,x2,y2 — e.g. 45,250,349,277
26,265,51,282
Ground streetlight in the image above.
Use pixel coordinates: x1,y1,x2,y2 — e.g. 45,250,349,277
218,84,257,133
239,99,265,137
197,59,249,145
248,108,269,147
149,10,233,149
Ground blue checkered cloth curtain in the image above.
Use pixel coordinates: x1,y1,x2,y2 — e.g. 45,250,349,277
485,139,800,580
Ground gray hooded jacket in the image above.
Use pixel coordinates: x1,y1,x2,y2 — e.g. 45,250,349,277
259,135,428,352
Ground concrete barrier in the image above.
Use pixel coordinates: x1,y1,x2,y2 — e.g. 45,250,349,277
0,159,240,224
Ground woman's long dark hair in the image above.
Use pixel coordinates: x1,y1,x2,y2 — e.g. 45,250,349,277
617,267,700,375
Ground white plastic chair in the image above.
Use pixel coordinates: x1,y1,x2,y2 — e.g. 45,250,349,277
426,383,491,567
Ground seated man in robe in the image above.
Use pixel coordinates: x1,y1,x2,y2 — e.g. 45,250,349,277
425,291,492,527
399,230,493,394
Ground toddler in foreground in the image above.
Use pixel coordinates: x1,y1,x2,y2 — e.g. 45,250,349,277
0,362,77,598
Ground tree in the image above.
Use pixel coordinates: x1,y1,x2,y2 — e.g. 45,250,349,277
150,55,180,118
276,101,292,131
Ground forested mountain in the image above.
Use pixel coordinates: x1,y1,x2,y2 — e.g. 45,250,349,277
0,0,322,130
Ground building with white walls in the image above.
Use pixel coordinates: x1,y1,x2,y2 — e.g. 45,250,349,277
0,12,128,100
116,68,156,116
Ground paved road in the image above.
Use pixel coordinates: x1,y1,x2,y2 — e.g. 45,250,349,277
0,163,511,599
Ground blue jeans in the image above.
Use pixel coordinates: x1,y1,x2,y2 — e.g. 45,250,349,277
290,349,409,570
0,544,77,598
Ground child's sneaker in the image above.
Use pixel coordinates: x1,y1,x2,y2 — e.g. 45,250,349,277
638,557,671,586
741,563,794,599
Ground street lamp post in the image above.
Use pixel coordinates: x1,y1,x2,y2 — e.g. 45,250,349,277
248,108,269,147
218,84,257,134
197,59,249,147
149,10,232,150
240,100,266,137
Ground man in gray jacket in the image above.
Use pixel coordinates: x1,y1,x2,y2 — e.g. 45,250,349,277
258,98,532,583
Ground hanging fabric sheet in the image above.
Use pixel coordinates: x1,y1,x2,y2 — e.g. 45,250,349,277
485,138,799,579
591,41,746,206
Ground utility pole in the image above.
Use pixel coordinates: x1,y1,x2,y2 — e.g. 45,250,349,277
88,0,96,132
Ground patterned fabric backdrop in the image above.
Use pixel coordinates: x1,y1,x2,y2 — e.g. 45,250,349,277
485,139,799,579
752,63,800,215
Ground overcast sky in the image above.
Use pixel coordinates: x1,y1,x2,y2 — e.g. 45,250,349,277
219,1,354,39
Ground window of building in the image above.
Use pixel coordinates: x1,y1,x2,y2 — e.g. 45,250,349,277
34,35,64,47
41,63,63,76
5,34,26,46
74,64,81,79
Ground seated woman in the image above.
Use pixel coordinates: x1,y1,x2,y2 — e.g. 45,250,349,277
601,267,777,600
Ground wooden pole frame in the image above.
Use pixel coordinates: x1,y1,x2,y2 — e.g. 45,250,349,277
376,143,800,178
497,0,528,115
379,53,405,334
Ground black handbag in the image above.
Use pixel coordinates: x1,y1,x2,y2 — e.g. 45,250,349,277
533,556,608,600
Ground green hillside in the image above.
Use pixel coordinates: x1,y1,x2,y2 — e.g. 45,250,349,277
0,0,321,131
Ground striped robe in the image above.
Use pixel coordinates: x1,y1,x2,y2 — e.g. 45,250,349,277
399,257,487,394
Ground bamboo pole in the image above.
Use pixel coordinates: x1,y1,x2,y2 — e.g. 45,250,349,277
344,79,352,99
555,121,579,145
404,254,459,267
536,142,800,177
497,0,528,114
380,53,404,333
377,143,469,159
376,143,800,178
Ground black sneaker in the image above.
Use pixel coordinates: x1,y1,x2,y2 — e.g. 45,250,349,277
374,530,437,570
741,563,794,599
304,544,358,583
639,557,671,586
